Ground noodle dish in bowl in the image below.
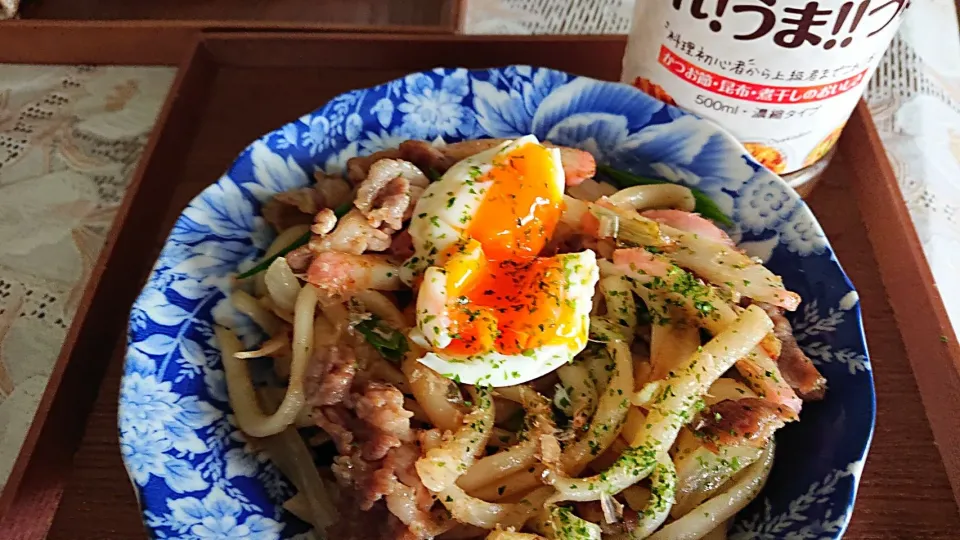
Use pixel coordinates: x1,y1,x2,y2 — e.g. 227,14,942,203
122,66,874,540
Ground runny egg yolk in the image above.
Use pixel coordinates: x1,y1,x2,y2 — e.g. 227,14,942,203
443,255,583,356
437,143,579,356
466,142,563,259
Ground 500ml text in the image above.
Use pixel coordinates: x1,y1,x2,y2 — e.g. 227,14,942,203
695,94,740,114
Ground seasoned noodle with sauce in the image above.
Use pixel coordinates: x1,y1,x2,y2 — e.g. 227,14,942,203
218,136,825,539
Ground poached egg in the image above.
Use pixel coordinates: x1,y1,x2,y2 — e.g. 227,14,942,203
403,136,599,387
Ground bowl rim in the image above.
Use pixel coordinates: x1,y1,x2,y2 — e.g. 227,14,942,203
121,64,876,539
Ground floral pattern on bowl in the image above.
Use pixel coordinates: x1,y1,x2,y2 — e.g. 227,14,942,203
121,66,875,539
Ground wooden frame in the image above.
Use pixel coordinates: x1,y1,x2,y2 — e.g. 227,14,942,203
2,31,958,538
16,0,463,27
842,104,960,502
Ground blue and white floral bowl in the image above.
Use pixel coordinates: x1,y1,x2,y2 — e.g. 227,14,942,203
121,66,874,539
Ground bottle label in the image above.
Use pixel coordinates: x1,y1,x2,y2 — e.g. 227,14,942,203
622,0,909,174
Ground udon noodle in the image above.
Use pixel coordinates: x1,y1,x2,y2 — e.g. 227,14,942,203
218,136,825,539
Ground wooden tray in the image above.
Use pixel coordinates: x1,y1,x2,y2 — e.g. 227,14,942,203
18,0,463,27
3,32,959,539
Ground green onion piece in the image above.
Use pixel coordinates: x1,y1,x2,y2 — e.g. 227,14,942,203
237,201,352,280
236,231,311,279
354,315,409,363
597,164,733,227
333,201,353,218
425,167,442,182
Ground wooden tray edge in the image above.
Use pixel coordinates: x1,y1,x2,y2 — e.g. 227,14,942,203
5,31,956,533
448,0,467,33
843,101,960,504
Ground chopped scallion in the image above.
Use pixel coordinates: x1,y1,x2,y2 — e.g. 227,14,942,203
597,164,733,227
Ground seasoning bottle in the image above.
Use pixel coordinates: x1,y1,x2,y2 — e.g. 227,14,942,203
622,0,909,196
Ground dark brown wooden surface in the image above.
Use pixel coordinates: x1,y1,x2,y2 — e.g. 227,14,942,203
0,0,463,67
6,34,959,539
19,0,461,28
811,153,960,537
843,104,960,504
0,21,196,65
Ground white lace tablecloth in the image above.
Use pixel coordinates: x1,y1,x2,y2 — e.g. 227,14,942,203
0,0,957,493
0,66,176,488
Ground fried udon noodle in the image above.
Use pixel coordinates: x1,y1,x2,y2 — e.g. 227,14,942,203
218,136,826,539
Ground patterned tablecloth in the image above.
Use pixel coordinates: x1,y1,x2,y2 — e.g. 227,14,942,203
0,0,957,492
0,66,176,486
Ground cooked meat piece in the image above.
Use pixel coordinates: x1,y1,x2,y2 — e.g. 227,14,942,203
318,380,421,507
398,139,456,173
261,187,322,231
354,382,415,460
314,171,354,208
555,146,597,186
332,448,390,511
355,383,415,442
693,397,796,452
355,159,429,230
641,209,735,247
284,244,314,273
305,345,357,407
391,519,425,540
305,251,402,296
331,443,433,531
382,441,425,501
315,384,413,461
278,188,322,210
364,174,411,229
346,148,404,183
757,302,827,400
311,207,338,236
310,208,392,255
327,495,397,538
436,139,504,163
389,230,415,259
314,406,356,455
366,159,430,190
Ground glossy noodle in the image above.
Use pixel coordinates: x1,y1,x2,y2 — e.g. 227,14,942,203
217,135,824,539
